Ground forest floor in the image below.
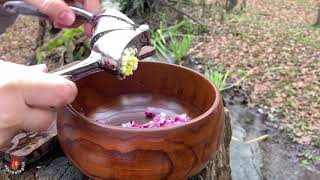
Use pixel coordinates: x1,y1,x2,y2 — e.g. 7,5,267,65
184,0,320,148
166,0,320,173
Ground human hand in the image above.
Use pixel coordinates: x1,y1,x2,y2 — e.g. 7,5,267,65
0,60,77,147
25,0,101,37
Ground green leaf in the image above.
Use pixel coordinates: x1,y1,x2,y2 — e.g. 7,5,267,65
47,37,65,50
170,34,193,63
204,68,230,90
46,27,84,50
300,159,309,166
74,46,85,60
35,49,44,64
63,27,83,39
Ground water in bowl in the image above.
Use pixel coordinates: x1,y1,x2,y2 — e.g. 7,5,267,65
87,93,201,127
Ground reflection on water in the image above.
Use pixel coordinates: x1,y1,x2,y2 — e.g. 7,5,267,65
88,93,200,126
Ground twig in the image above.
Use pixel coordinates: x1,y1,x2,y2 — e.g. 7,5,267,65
232,136,241,142
313,81,320,86
258,13,272,16
161,0,207,27
232,134,269,143
245,135,269,144
221,68,257,91
173,34,211,39
189,42,204,54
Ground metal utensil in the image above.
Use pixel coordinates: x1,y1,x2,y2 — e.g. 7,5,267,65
3,1,155,80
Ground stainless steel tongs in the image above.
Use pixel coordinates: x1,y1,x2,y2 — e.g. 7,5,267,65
2,0,155,80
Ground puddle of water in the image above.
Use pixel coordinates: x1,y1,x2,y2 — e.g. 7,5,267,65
228,105,264,180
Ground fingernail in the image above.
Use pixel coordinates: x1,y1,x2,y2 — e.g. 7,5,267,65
58,10,75,26
66,81,78,99
31,64,48,72
40,64,49,72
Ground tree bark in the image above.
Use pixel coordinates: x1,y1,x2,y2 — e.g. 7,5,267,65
316,3,320,25
240,0,246,10
189,108,232,180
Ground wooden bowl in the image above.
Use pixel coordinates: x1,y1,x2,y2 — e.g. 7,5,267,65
57,61,225,180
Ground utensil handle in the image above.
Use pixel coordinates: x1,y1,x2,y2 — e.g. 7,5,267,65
3,0,95,22
51,45,155,80
51,61,101,81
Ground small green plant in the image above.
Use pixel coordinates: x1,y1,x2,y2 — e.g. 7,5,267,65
170,35,193,64
304,152,314,160
150,24,171,59
300,151,320,166
300,159,309,166
36,27,90,63
204,67,230,91
311,136,320,148
294,119,307,129
150,20,194,63
46,28,84,50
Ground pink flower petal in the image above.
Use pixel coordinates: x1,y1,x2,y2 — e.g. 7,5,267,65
175,114,189,122
144,107,157,118
120,108,191,128
121,120,137,128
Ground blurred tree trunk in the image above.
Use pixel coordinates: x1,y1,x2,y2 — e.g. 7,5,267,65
225,0,237,11
225,0,246,11
316,3,320,25
240,0,246,10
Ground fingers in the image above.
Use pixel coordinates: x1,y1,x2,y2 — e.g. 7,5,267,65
83,0,100,37
25,0,101,36
19,72,78,109
1,61,76,109
53,21,82,29
22,108,53,132
0,61,48,74
84,0,100,13
25,0,75,26
27,64,48,72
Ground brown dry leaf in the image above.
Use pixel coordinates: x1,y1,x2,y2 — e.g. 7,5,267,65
254,84,268,92
298,136,311,145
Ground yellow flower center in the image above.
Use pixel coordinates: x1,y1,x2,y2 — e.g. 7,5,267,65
120,48,138,76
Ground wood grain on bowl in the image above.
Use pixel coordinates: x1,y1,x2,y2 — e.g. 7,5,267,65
57,61,225,180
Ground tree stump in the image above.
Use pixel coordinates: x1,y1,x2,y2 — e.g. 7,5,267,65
189,108,232,180
1,109,231,180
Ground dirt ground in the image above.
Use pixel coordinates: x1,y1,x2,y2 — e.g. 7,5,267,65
188,0,320,147
0,16,40,64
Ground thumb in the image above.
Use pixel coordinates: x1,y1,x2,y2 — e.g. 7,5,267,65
27,64,49,72
20,72,78,109
25,0,75,26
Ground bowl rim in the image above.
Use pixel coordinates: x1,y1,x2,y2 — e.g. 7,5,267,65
66,60,221,132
